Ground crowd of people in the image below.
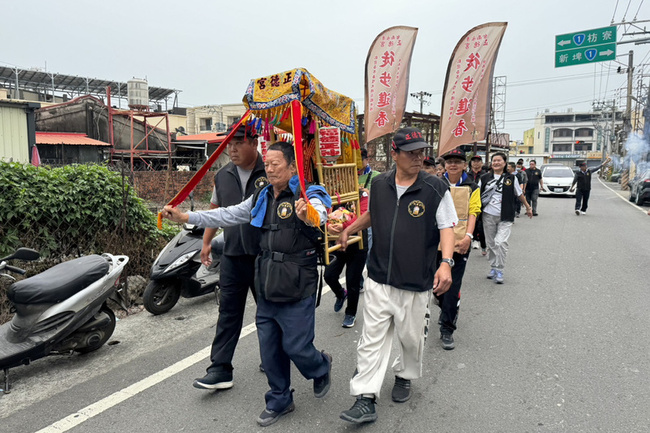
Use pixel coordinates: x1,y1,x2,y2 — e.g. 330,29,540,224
161,123,612,427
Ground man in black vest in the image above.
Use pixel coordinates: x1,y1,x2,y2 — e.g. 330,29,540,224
193,121,268,391
162,141,333,427
336,127,457,424
571,157,611,215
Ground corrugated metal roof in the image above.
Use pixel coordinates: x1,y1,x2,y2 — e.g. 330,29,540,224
35,132,110,146
0,66,178,101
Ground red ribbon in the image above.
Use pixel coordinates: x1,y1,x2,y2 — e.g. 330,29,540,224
290,100,308,201
166,110,252,207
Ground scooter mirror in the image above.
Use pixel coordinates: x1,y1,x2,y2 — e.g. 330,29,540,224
9,248,40,261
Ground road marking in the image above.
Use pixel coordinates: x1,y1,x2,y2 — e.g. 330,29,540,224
598,178,649,214
36,284,334,432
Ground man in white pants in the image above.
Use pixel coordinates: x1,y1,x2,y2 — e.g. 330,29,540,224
336,127,457,424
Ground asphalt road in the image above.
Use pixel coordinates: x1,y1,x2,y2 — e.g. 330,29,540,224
2,179,649,433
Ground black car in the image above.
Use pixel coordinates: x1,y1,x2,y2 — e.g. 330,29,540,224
629,169,650,205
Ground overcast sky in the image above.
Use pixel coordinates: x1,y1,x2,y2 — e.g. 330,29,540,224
3,0,649,141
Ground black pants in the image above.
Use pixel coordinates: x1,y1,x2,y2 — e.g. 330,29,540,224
207,254,257,373
474,215,487,249
324,243,367,317
575,189,591,212
435,250,469,335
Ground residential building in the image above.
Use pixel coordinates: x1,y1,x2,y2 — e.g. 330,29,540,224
532,108,623,167
186,104,248,134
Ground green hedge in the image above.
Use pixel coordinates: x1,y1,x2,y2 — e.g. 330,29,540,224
0,162,179,323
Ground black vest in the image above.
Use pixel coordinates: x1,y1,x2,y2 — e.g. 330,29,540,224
366,170,448,292
480,172,517,222
574,170,593,190
214,154,268,256
254,185,320,302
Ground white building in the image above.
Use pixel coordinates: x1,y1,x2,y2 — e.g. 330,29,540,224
532,108,623,167
186,103,248,134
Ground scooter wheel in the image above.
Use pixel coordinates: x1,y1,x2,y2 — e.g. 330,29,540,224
143,280,181,315
75,306,116,354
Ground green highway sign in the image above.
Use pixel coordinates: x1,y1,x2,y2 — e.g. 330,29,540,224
555,25,617,67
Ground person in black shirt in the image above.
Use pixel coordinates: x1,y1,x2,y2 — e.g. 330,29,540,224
193,122,267,391
571,157,611,215
525,160,544,216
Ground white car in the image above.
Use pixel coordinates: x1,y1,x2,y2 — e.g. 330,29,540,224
539,164,576,197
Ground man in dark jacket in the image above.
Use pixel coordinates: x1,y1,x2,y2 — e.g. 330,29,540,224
162,141,333,427
571,157,611,215
194,121,268,391
336,127,457,424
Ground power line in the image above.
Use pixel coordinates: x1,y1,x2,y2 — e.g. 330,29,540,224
634,0,645,20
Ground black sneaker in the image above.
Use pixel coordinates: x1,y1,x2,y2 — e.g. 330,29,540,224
340,396,377,424
334,290,347,312
441,333,455,350
193,370,233,390
313,352,332,398
391,376,411,403
256,402,295,427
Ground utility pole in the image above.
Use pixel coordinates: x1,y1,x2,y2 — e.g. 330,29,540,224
409,91,431,113
625,50,634,137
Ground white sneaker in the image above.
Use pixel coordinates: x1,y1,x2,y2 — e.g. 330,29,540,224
580,211,586,215
575,210,580,215
472,240,479,249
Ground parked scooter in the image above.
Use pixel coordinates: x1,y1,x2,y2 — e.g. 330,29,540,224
0,248,129,393
144,195,223,315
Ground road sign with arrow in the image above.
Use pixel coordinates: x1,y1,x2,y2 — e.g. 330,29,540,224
555,26,617,67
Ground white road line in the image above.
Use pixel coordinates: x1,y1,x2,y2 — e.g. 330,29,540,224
598,178,649,214
37,284,334,432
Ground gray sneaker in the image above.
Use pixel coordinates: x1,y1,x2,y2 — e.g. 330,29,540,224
495,270,504,284
391,376,412,402
487,268,496,279
441,333,455,350
340,396,377,424
257,402,295,427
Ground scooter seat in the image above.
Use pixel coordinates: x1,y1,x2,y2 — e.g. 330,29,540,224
7,255,110,305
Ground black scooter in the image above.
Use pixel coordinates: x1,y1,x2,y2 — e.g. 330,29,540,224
143,222,223,315
0,248,128,393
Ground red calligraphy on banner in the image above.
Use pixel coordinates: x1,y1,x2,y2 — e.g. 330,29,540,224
365,26,418,142
377,92,391,108
453,119,468,137
456,98,471,116
375,111,389,127
461,76,474,92
438,22,507,155
380,51,395,67
464,53,481,72
379,71,392,87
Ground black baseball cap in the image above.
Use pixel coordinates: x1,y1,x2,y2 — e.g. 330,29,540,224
391,127,432,151
470,155,482,161
423,156,436,166
442,148,466,160
227,120,258,139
